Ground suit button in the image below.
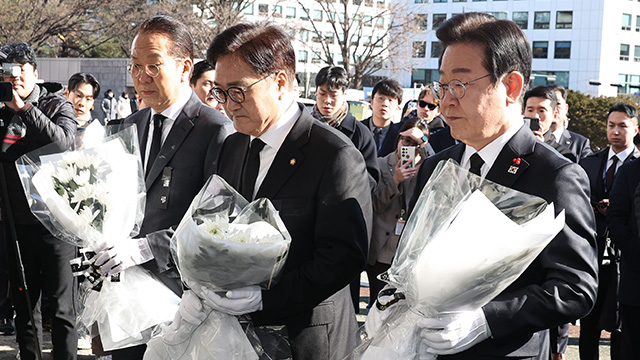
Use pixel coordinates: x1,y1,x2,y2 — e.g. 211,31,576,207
386,232,390,236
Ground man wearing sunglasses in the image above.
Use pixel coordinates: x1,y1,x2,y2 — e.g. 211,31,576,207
405,12,597,359
92,15,233,360
203,23,371,359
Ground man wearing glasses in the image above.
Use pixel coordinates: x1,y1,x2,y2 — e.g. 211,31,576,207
92,15,232,360
187,22,371,359
407,13,597,359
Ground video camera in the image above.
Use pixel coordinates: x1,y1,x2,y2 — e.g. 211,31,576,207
0,50,19,103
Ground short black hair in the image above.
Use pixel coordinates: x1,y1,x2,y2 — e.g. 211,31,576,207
315,66,349,92
609,102,638,122
524,85,558,110
0,42,37,69
191,60,214,86
105,89,113,96
68,73,100,98
136,15,194,60
371,78,403,103
436,13,532,100
547,84,567,102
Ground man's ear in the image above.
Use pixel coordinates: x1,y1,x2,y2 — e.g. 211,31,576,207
275,71,289,100
503,71,523,105
64,88,69,98
181,58,193,83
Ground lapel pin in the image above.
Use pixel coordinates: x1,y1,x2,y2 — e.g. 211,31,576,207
508,157,521,175
289,158,296,166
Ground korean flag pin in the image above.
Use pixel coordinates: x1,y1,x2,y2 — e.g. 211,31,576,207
289,158,296,166
508,157,521,174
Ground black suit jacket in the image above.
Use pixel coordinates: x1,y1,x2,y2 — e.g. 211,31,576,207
559,129,592,160
580,147,640,262
411,124,598,359
216,103,371,359
608,156,640,306
123,91,233,295
361,117,401,157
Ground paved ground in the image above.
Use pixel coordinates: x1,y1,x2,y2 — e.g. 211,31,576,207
0,273,613,359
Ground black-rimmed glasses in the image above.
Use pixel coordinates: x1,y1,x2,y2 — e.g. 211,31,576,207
211,72,278,104
429,74,492,100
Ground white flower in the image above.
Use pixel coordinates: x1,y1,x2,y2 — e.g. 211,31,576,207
60,152,80,167
71,184,96,204
54,165,76,184
78,205,101,224
199,216,229,237
75,153,104,170
93,183,110,206
74,169,92,186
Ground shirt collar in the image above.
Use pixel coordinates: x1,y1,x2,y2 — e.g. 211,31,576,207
552,126,564,142
461,117,524,177
150,88,192,122
255,100,300,151
608,145,635,163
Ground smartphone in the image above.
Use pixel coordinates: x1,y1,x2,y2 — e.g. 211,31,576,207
525,117,540,131
0,82,12,103
401,146,416,168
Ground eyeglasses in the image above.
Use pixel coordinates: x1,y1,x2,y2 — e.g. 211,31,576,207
399,136,419,147
418,100,438,110
127,59,181,78
429,74,492,101
211,72,277,104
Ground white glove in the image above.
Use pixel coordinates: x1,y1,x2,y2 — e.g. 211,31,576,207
171,290,207,329
94,237,153,276
417,309,491,355
200,285,262,316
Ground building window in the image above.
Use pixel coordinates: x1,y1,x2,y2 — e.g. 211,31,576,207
376,17,384,28
472,0,487,2
617,74,640,95
298,30,309,42
635,46,640,62
244,3,254,14
513,12,528,29
363,15,373,26
554,41,571,59
491,12,508,20
258,4,268,15
312,9,323,21
620,44,630,61
532,41,548,58
622,13,632,30
434,0,447,2
411,68,440,88
298,50,308,63
431,42,443,58
353,0,362,4
416,14,428,30
312,52,322,64
273,5,282,17
413,41,426,58
325,32,335,44
433,14,447,29
285,6,296,18
636,15,640,31
556,11,572,29
534,12,550,29
300,9,309,20
452,0,466,2
415,0,427,3
363,35,371,44
530,71,569,88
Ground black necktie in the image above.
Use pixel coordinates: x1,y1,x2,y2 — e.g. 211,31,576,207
241,138,266,200
605,155,619,193
469,153,484,176
146,114,165,177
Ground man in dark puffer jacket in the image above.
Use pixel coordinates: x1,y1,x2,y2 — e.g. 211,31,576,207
0,42,77,360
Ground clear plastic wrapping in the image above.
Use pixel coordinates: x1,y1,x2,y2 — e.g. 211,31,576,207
350,159,566,359
16,121,179,351
145,174,291,360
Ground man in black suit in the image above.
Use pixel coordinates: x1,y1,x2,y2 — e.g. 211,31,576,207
580,102,639,360
193,23,371,360
93,16,233,360
407,13,597,359
607,104,640,359
548,84,592,160
361,78,404,157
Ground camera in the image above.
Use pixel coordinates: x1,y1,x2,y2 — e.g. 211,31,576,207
0,50,20,103
401,146,416,168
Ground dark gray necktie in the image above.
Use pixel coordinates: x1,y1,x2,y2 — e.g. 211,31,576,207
469,153,484,176
605,155,619,193
146,114,166,177
241,138,266,200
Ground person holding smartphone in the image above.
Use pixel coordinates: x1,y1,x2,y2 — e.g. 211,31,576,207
366,117,430,309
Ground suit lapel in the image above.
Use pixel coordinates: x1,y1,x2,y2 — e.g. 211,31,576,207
627,147,640,162
486,125,535,188
145,93,199,188
255,107,311,199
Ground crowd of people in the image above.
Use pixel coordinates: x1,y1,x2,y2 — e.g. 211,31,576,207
0,10,637,360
